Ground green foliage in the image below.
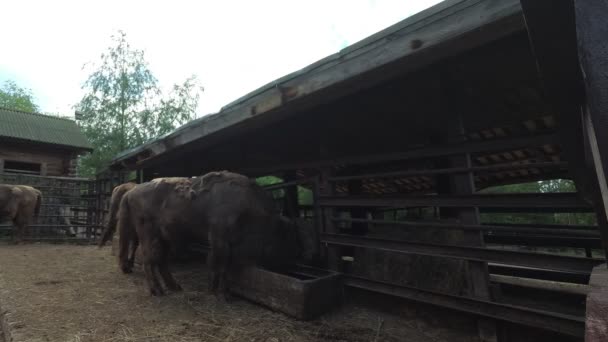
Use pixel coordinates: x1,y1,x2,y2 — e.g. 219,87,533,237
255,176,313,205
76,31,203,177
480,179,596,226
255,176,282,186
480,179,577,194
0,80,39,112
298,187,313,205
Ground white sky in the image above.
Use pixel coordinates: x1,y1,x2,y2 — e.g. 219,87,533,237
0,0,441,118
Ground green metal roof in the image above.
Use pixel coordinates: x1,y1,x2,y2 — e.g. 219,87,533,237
0,107,93,151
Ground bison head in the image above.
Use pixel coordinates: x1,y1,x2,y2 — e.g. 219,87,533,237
262,216,320,267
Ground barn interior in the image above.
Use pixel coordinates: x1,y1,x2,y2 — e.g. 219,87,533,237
105,0,608,340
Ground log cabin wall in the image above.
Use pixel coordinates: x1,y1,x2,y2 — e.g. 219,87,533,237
0,140,78,177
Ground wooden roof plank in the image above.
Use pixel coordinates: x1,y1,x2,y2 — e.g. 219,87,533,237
110,0,524,169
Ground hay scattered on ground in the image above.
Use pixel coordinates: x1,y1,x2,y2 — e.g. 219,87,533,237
0,244,478,342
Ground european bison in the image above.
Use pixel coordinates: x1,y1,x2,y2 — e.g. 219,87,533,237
100,179,190,272
116,171,318,297
0,184,42,242
192,172,317,299
116,177,196,294
98,182,137,247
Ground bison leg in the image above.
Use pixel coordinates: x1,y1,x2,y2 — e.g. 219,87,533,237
159,263,182,292
143,262,164,296
207,237,232,301
217,267,233,302
12,222,22,244
142,237,165,296
158,248,182,292
13,216,29,244
207,249,219,293
119,231,135,274
126,236,140,271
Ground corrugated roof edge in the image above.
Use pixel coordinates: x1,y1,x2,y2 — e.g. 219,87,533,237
0,106,79,123
219,0,462,112
110,1,460,164
0,135,94,152
111,113,215,161
109,0,523,168
0,106,94,151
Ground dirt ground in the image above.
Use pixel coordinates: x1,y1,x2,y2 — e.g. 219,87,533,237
0,244,480,342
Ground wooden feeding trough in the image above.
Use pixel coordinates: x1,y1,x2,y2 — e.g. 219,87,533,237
112,238,343,320
230,265,343,320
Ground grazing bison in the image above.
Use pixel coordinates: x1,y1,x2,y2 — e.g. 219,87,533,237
98,182,137,247
0,185,42,242
193,172,318,299
116,171,318,297
116,177,195,294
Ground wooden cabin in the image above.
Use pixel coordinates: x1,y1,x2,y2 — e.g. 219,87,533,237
0,108,92,177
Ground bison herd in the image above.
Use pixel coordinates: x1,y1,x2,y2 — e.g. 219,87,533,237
96,171,320,299
1,171,320,299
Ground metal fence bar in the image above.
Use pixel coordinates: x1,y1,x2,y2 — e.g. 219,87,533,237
344,275,584,337
328,161,568,182
488,264,590,284
262,177,315,191
322,233,604,273
319,193,593,212
1,172,101,241
333,217,600,237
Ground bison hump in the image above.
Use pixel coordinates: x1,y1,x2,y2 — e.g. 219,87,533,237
193,171,250,193
151,177,194,200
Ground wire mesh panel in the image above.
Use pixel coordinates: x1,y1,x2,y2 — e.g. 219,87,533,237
0,173,101,242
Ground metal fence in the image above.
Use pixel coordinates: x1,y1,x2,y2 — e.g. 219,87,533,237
0,173,102,242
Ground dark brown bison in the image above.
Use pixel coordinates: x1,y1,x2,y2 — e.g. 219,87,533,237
98,182,137,247
116,177,196,291
0,185,42,242
116,171,318,297
193,172,318,299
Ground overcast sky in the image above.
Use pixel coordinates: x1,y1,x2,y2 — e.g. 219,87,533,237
0,0,441,118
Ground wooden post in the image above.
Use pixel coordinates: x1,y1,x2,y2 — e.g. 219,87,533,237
319,167,341,271
86,181,94,241
585,264,608,341
311,176,323,262
519,0,595,203
575,0,608,262
436,149,499,341
347,179,368,235
435,65,499,339
283,170,300,218
95,178,103,242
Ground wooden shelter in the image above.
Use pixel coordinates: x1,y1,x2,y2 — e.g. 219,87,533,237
107,0,608,340
0,108,92,177
0,108,99,241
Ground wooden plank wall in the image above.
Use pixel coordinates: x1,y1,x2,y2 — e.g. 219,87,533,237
0,142,78,177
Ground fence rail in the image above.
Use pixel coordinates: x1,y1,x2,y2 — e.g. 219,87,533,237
256,154,604,339
0,173,101,242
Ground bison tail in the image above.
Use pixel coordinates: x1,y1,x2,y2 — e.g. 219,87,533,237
117,195,133,269
34,191,42,216
98,222,114,248
98,190,124,247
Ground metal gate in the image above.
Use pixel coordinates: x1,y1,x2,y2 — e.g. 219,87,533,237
0,173,103,242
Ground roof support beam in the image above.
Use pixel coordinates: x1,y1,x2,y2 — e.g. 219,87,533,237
520,0,608,263
574,0,608,264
